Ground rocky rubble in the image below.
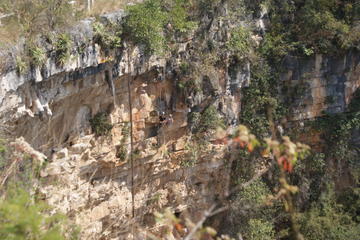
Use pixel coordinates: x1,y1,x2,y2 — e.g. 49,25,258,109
37,128,230,239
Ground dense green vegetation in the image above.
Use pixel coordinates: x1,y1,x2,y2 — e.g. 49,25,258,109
297,186,360,240
264,0,360,58
124,0,196,54
312,88,360,180
240,62,280,138
124,0,168,54
230,1,360,239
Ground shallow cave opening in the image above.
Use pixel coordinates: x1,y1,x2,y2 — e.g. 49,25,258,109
174,211,181,218
145,123,159,139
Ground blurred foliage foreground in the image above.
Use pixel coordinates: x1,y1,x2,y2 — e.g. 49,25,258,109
0,138,79,240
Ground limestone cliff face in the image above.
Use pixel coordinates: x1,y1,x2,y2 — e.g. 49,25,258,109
281,51,360,121
0,11,240,239
1,8,360,240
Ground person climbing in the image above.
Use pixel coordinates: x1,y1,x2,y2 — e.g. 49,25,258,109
159,112,167,125
186,95,194,113
186,96,193,108
167,114,174,125
157,111,167,146
139,89,149,107
277,125,284,136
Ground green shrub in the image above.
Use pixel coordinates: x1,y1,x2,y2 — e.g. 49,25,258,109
230,149,255,185
225,164,280,236
181,137,208,167
260,32,295,64
244,219,275,240
116,145,127,161
0,139,6,170
337,187,360,223
15,56,27,74
125,0,168,54
167,0,197,33
197,0,221,15
93,21,122,50
193,106,225,134
325,96,335,105
185,79,201,94
302,45,315,56
290,151,326,205
121,122,130,139
188,111,201,131
240,62,280,138
226,26,251,59
232,178,278,226
179,61,191,75
116,123,130,161
240,180,271,205
55,33,72,66
89,113,113,136
28,45,46,66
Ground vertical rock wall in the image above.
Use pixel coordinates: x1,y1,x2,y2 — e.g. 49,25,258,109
281,51,360,121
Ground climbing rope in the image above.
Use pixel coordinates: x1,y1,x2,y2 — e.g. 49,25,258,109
128,76,135,219
127,48,136,233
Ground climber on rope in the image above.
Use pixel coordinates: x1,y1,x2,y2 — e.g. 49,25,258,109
167,114,174,125
186,96,194,112
159,112,167,126
157,111,168,146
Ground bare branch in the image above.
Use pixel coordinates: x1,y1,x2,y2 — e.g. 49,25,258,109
226,161,273,199
183,161,273,240
184,204,217,240
0,157,18,187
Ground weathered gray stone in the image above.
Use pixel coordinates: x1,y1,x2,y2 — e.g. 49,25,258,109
70,143,92,154
56,148,68,159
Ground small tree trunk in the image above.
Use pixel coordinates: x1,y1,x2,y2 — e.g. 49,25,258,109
86,0,91,12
